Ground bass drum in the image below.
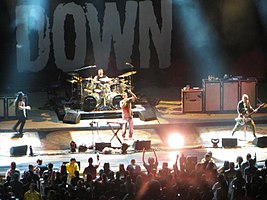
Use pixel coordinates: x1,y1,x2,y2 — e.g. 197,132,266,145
107,93,123,108
83,93,101,111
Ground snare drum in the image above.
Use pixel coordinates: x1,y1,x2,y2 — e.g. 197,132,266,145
92,81,102,93
83,93,101,111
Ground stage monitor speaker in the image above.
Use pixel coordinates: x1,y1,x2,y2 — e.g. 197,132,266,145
10,145,28,156
138,108,157,121
134,140,151,151
222,138,237,148
63,111,81,124
182,89,203,113
0,98,5,118
222,81,239,111
95,142,111,151
240,79,257,108
252,137,267,148
203,80,221,112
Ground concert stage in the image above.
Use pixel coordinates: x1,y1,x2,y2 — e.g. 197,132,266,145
0,88,267,180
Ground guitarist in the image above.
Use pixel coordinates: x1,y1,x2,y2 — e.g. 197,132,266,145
231,94,256,138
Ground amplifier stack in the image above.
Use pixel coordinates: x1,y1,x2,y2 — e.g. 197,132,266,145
0,96,28,119
182,78,257,113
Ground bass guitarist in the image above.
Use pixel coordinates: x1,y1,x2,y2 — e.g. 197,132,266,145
231,94,257,138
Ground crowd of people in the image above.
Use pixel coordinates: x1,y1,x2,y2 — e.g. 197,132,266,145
0,149,267,200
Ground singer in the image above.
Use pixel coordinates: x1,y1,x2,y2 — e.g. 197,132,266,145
120,89,137,139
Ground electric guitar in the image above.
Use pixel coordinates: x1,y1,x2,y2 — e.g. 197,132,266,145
235,103,265,125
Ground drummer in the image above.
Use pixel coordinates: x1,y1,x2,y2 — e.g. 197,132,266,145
93,68,112,94
94,68,108,82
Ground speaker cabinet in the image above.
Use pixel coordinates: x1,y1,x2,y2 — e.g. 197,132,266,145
63,111,81,124
203,80,221,112
134,140,151,150
240,79,257,108
252,137,267,148
222,138,237,148
0,97,5,118
138,108,157,121
182,89,203,113
10,145,28,156
222,81,239,111
95,142,111,151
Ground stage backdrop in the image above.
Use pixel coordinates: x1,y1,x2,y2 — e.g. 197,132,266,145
0,0,267,91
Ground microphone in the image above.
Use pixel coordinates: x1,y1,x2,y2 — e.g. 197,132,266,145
125,62,134,67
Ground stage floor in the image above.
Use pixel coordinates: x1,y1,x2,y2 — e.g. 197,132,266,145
0,89,267,179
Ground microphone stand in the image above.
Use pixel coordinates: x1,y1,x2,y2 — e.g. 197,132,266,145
126,62,134,90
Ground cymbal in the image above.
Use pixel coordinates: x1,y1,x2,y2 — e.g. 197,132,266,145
66,79,77,83
82,77,92,81
99,77,113,82
74,65,96,71
118,71,136,78
84,88,93,93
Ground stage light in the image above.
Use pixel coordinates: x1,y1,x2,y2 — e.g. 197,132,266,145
121,143,129,154
211,138,220,148
29,145,34,156
168,133,184,148
70,141,77,153
254,1,267,30
174,0,225,82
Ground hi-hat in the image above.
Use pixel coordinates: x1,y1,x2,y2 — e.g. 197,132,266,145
66,79,77,83
99,77,113,82
118,71,136,78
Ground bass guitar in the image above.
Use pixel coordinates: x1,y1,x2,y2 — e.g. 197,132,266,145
235,103,265,126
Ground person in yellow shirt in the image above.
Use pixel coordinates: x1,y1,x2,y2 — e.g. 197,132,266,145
24,183,41,200
66,158,79,182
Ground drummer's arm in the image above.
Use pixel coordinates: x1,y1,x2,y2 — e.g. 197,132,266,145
93,76,98,82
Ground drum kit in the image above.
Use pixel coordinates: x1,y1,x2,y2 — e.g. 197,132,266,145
66,70,136,111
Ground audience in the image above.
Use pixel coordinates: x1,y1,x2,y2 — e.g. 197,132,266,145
83,155,100,180
0,153,266,200
142,147,158,176
5,161,21,181
65,158,79,183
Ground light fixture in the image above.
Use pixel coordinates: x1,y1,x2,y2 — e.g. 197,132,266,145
211,138,219,148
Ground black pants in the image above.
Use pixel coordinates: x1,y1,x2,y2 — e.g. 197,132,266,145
13,114,26,133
